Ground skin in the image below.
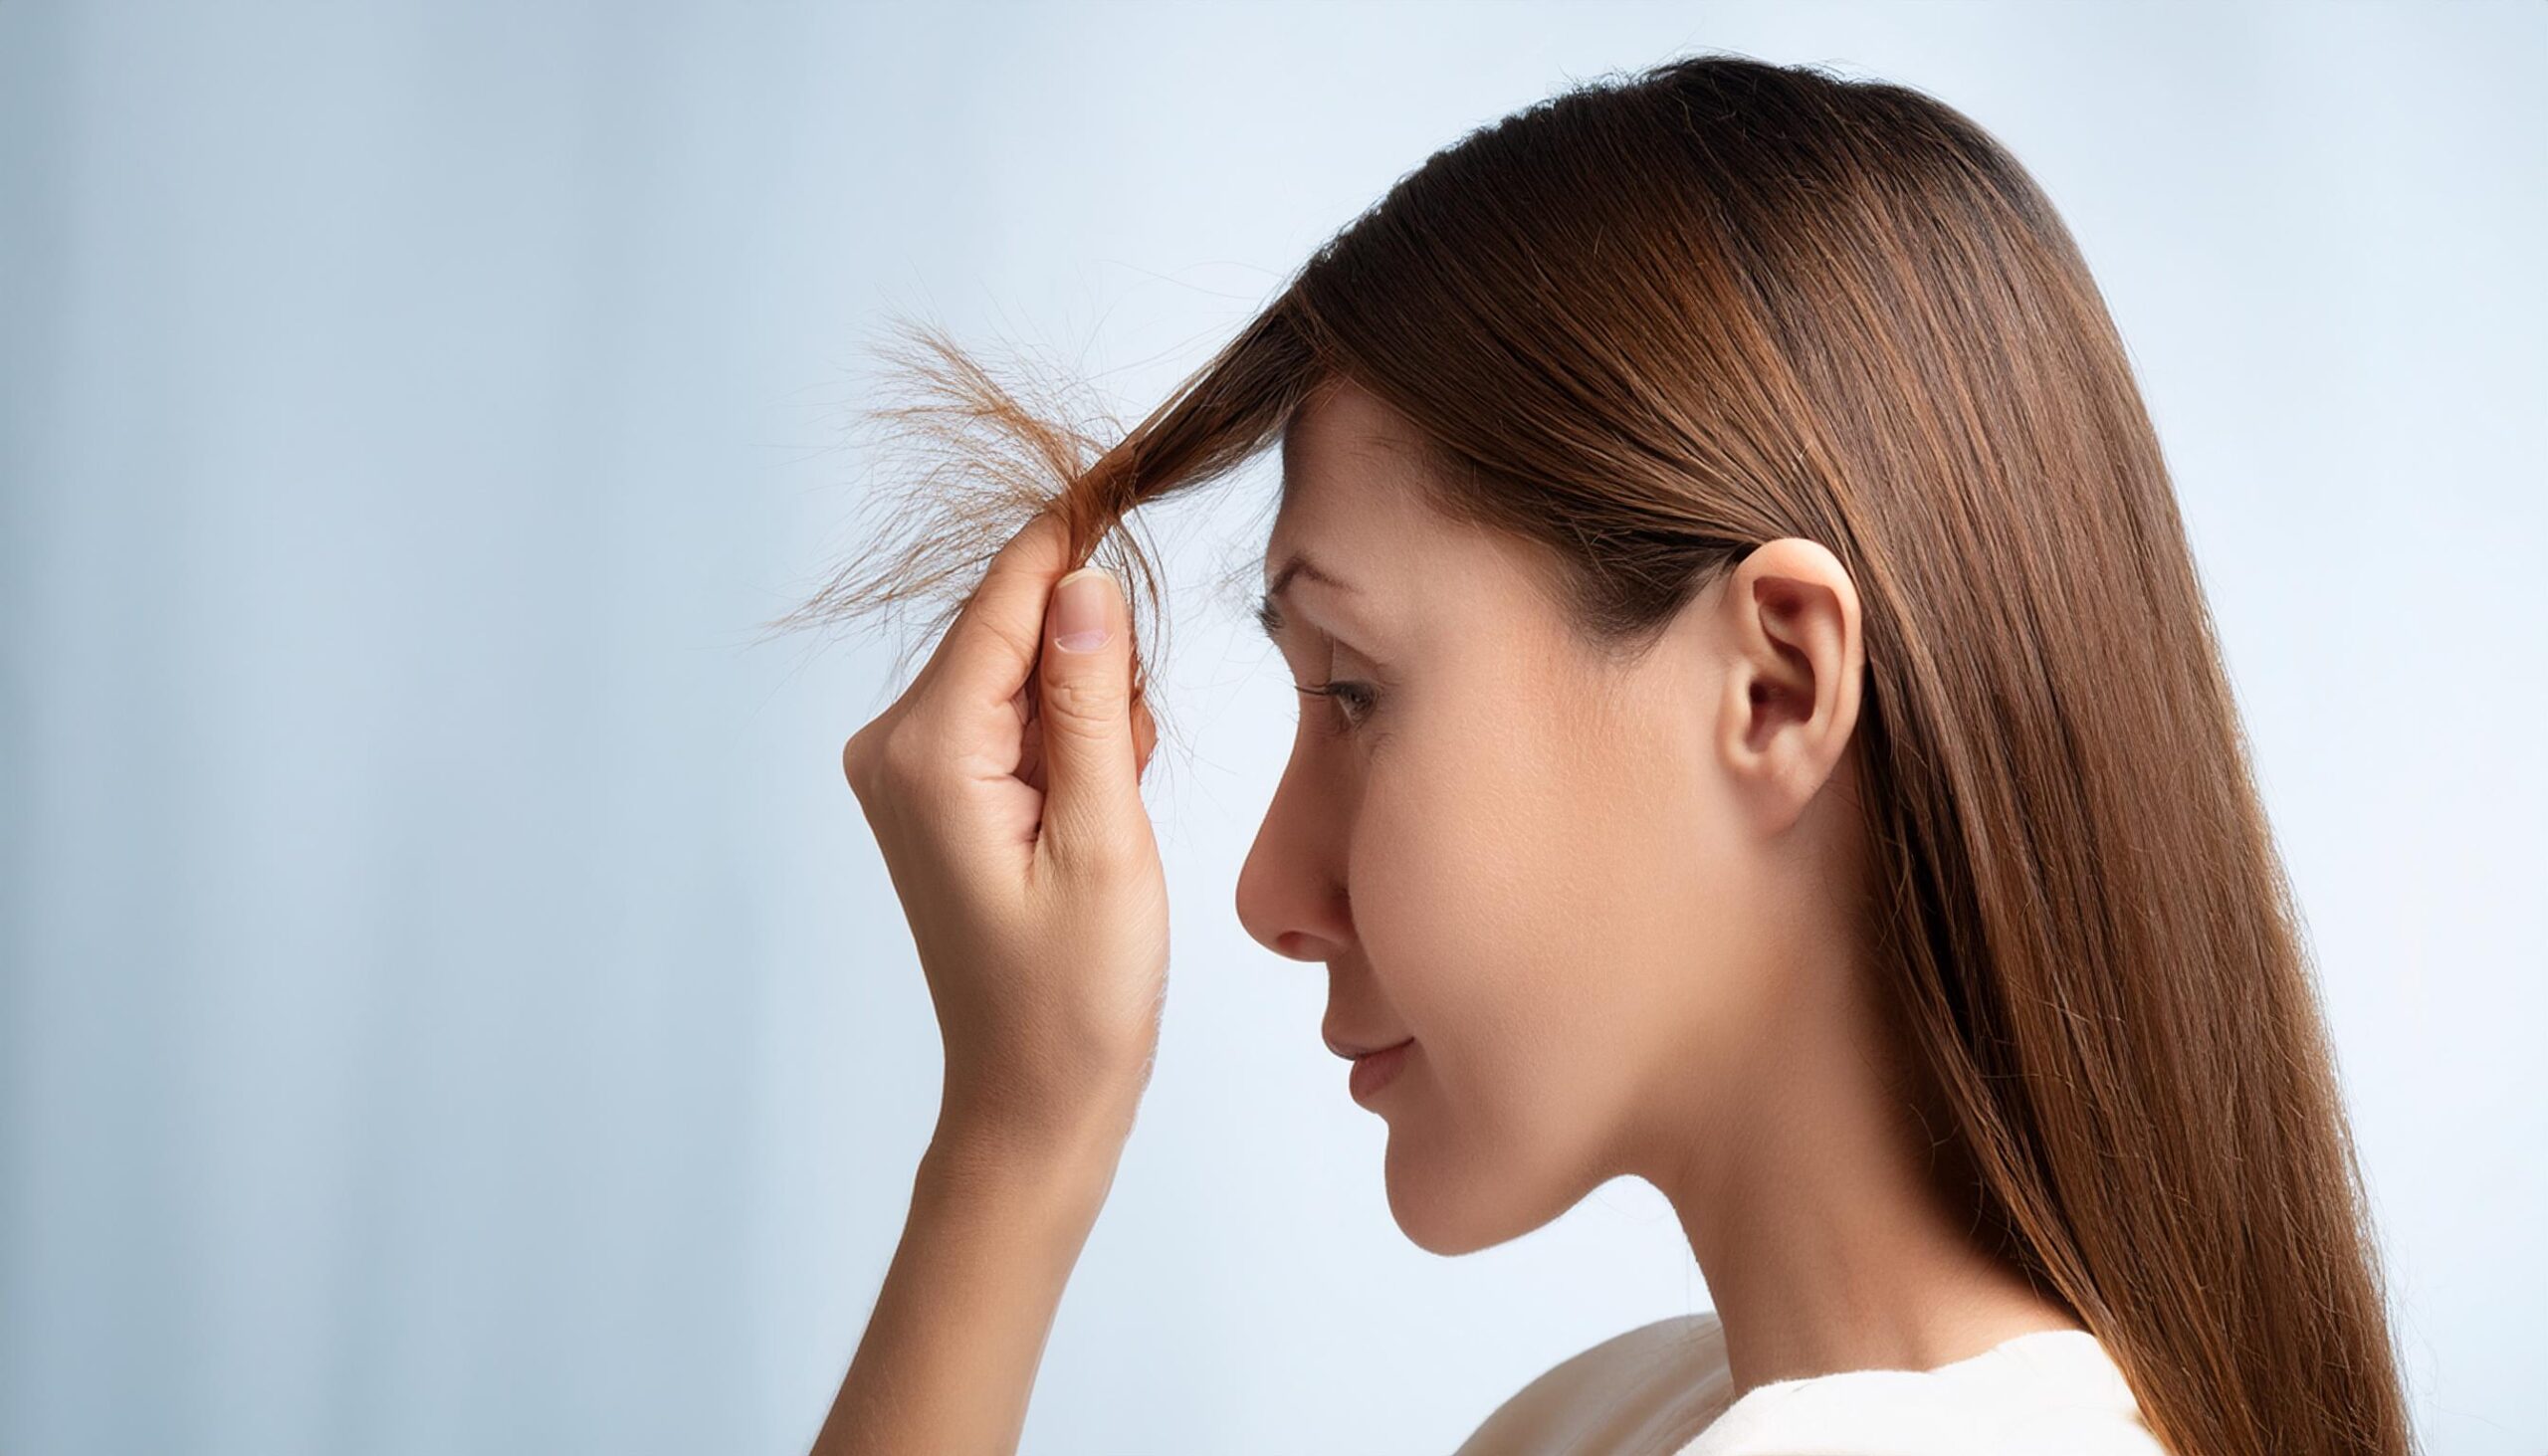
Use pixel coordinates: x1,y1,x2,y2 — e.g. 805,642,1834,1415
817,379,2079,1455
1237,381,2084,1392
820,516,1165,1456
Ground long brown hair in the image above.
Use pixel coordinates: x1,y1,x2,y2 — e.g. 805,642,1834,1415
787,53,2413,1456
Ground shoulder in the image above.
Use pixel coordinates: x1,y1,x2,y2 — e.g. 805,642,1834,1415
1452,1312,1734,1456
1677,1329,2172,1456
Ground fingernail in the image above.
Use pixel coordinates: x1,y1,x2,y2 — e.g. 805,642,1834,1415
1053,567,1116,653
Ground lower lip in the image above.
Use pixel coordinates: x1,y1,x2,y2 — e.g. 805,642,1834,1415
1349,1039,1414,1103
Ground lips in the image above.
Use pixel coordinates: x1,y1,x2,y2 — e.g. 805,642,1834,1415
1346,1037,1414,1102
1324,1030,1413,1061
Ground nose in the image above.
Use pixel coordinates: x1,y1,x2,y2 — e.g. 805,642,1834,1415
1234,770,1353,964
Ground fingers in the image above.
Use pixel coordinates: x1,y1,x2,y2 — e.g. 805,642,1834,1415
925,508,1079,719
1035,565,1146,873
1133,692,1158,781
878,506,1162,810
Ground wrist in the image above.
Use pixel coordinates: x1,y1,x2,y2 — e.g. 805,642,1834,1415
922,1102,1132,1218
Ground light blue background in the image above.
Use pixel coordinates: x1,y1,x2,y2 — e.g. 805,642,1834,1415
4,3,2540,1453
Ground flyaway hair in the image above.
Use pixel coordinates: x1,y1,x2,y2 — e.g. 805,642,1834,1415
783,52,2416,1456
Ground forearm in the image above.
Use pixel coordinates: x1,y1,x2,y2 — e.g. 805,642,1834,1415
810,1119,1127,1456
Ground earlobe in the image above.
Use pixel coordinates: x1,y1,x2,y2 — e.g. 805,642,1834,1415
1718,537,1865,831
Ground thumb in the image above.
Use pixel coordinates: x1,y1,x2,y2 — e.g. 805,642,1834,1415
1036,565,1145,868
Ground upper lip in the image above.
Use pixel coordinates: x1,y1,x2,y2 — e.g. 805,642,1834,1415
1325,1030,1414,1061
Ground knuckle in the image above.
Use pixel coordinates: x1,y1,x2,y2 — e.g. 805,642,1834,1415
1040,672,1125,731
1055,811,1154,881
870,720,935,788
843,716,934,805
1055,833,1138,886
841,727,877,793
980,612,1045,677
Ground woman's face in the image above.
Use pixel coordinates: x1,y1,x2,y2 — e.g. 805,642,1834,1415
1236,380,1868,1255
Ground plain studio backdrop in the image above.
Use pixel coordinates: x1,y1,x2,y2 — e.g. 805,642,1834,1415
2,3,2540,1453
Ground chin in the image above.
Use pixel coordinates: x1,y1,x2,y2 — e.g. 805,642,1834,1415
1381,1118,1592,1257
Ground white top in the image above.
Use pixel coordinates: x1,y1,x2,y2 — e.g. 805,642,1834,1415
1451,1311,2172,1455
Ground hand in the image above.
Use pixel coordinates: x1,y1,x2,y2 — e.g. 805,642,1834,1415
841,508,1166,1159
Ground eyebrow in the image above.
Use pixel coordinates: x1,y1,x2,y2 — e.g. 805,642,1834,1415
1253,548,1359,644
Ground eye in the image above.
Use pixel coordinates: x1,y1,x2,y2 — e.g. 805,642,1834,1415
1295,679,1380,730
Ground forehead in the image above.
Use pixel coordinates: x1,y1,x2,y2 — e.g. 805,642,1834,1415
1261,380,1591,679
1266,380,1445,573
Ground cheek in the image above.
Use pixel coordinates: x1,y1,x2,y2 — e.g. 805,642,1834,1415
1351,702,1685,1171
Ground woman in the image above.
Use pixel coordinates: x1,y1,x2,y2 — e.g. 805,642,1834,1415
796,53,2414,1456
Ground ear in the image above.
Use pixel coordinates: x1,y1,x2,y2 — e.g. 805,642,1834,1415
1714,536,1866,835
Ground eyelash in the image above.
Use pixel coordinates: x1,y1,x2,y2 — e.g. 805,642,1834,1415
1295,679,1380,730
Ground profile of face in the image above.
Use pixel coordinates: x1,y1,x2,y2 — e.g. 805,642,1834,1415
1235,379,1872,1256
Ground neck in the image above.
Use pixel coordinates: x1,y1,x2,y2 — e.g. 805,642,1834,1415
1637,948,2084,1397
